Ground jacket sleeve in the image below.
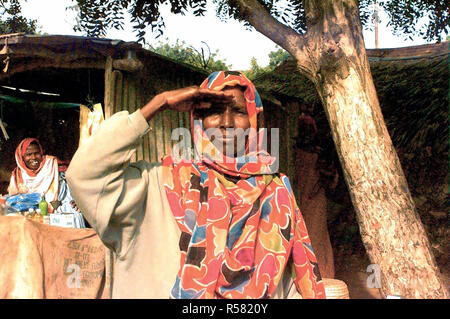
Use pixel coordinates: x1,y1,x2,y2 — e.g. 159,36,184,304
66,110,151,257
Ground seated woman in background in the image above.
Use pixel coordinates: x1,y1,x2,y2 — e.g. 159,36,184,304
7,138,85,228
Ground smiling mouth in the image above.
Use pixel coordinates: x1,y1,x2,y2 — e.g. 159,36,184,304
217,135,235,141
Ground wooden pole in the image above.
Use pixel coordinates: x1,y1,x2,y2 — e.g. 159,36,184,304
104,56,114,119
374,1,379,49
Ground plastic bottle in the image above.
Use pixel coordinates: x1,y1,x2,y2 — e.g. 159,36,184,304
35,209,43,223
39,195,48,216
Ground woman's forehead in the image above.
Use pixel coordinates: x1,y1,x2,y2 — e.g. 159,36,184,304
25,144,41,153
222,87,246,103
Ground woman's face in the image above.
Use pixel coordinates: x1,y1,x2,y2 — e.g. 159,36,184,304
199,86,250,156
23,143,43,171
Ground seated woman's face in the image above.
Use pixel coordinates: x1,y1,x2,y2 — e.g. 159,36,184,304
198,86,250,156
23,143,43,171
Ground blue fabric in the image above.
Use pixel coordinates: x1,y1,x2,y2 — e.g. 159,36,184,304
5,193,40,212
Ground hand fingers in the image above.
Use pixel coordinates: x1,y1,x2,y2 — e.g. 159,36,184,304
194,101,212,109
193,89,234,111
174,87,234,103
196,88,234,102
166,87,234,112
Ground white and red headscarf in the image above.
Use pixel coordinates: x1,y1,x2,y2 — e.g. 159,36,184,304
8,138,59,210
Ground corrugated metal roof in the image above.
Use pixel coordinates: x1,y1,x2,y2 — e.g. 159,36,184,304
0,33,208,76
0,33,140,50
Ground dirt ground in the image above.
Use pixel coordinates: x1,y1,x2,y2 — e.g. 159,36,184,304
334,253,382,299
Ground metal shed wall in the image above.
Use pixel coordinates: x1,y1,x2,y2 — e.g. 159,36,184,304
104,53,206,164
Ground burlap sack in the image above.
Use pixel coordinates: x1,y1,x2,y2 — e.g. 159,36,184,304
0,215,110,298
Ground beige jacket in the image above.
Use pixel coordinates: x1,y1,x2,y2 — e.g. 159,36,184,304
66,110,300,299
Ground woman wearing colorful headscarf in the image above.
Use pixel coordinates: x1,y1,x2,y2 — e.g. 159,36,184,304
66,71,325,299
8,138,85,228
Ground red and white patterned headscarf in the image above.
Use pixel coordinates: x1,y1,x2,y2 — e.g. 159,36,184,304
191,71,276,178
162,71,325,299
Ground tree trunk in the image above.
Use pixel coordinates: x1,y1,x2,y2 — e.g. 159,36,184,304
302,0,448,298
235,0,448,298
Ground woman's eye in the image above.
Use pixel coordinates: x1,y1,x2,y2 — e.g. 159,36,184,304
207,109,222,115
233,109,247,115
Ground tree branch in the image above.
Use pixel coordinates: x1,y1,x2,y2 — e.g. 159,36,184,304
229,0,313,74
